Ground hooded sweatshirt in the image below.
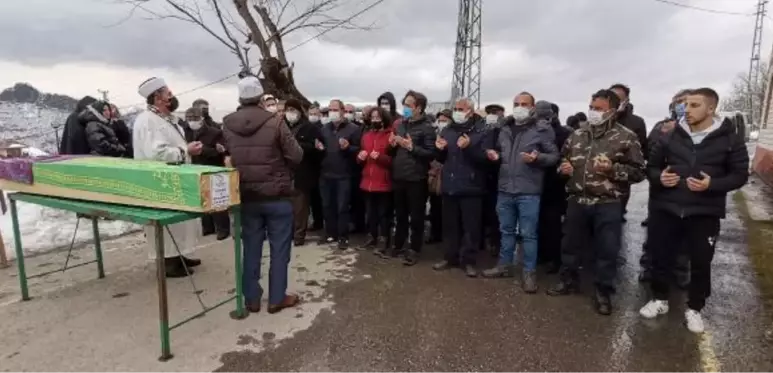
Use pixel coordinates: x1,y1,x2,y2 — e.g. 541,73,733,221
377,92,403,127
222,103,303,202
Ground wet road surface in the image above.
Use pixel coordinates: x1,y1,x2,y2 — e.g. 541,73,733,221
217,184,773,371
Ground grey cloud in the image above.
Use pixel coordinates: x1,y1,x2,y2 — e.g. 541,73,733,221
0,0,758,124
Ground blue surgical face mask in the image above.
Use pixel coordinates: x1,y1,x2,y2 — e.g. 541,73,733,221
403,107,413,118
674,103,686,118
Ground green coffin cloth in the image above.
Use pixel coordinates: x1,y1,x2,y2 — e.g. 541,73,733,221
32,157,234,210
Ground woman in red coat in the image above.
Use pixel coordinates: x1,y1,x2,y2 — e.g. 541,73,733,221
357,106,394,252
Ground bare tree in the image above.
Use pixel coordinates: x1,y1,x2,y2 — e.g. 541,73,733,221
122,0,381,107
722,62,768,126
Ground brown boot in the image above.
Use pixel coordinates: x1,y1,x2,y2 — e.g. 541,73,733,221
268,294,301,314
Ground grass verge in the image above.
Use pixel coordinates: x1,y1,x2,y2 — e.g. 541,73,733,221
733,191,773,319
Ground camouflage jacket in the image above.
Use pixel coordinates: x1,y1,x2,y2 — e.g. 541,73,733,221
561,121,645,205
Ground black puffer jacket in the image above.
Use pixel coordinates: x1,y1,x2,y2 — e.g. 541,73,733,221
647,118,749,218
389,114,437,182
82,101,127,157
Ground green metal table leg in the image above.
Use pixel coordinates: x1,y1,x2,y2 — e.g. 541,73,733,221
9,199,29,301
229,206,247,320
91,217,105,279
154,222,173,361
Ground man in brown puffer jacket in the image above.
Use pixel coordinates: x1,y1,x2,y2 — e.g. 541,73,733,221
222,76,303,315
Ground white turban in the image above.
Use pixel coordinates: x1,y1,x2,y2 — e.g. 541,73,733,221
138,77,167,98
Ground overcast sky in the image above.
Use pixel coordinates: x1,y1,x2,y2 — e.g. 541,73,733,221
0,0,767,127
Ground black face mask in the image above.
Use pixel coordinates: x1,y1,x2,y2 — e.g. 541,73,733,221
168,96,180,112
371,121,383,129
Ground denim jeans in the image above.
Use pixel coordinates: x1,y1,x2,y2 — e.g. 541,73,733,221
241,200,293,305
319,177,352,239
496,193,541,272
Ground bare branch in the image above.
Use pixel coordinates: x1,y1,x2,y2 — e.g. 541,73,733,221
233,0,271,57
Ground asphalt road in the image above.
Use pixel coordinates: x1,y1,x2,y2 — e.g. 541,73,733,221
216,183,773,372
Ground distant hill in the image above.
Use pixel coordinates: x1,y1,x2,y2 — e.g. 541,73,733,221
0,83,79,112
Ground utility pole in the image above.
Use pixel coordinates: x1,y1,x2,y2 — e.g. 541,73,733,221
449,0,482,108
98,89,110,102
748,0,767,129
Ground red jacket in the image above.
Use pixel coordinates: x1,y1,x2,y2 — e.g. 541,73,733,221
358,127,393,192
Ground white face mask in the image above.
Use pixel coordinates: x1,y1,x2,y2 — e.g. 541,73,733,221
321,116,331,125
285,112,299,124
266,104,278,113
512,106,530,122
452,111,468,123
436,121,449,130
587,110,606,126
485,114,499,124
380,104,391,111
309,115,320,123
344,113,355,121
188,120,202,130
329,111,341,122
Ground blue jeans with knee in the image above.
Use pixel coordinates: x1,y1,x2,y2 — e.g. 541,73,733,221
240,200,294,305
496,193,541,272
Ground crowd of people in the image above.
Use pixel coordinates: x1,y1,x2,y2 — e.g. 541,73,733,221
56,76,750,332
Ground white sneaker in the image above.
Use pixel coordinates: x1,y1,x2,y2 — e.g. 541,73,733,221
639,299,669,319
685,309,705,333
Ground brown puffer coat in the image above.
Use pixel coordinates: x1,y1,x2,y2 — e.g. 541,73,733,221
222,103,303,202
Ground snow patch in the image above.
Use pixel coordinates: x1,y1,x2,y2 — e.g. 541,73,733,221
1,191,140,260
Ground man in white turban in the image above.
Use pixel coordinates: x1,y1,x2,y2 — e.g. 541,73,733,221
133,77,205,278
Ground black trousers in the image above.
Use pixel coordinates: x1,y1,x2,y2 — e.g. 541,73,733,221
480,190,500,251
559,200,623,294
350,176,366,232
538,200,565,266
428,194,443,240
393,180,427,253
365,191,391,239
648,210,720,311
201,211,230,235
310,185,324,228
442,196,482,265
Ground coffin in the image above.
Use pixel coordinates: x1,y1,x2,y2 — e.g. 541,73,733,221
0,156,240,212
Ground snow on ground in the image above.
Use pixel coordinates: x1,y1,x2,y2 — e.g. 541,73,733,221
1,191,141,260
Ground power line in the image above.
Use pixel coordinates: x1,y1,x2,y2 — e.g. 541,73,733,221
119,0,386,110
650,0,756,16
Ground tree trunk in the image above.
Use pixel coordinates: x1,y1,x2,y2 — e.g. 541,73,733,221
258,57,311,109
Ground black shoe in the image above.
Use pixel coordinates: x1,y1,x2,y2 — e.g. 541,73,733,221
337,238,349,250
216,231,230,241
294,239,306,246
594,290,612,315
464,265,479,278
181,256,201,268
319,236,336,245
432,260,456,271
546,281,578,296
374,247,389,259
165,258,194,278
402,250,418,266
364,237,378,250
388,245,403,258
